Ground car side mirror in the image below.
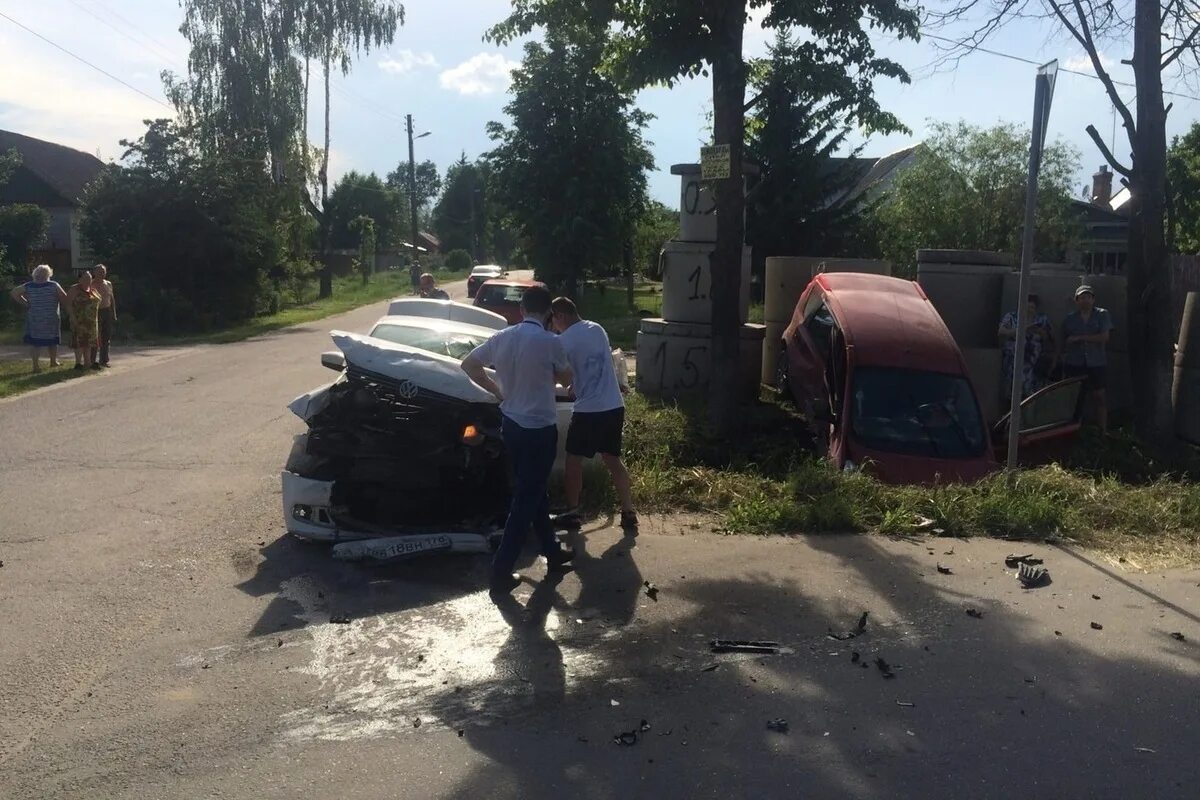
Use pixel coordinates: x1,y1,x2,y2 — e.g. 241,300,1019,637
321,351,346,372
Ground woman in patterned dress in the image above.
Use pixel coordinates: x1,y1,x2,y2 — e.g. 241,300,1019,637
998,293,1054,400
9,264,68,373
66,270,102,370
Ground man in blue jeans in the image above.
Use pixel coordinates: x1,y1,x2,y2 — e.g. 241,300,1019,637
461,285,575,594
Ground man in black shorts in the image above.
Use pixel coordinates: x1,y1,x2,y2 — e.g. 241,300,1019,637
550,297,637,531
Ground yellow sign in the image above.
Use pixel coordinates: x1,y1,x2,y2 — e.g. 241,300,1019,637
700,145,731,180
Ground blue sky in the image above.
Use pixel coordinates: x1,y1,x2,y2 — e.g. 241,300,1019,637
1,0,1196,205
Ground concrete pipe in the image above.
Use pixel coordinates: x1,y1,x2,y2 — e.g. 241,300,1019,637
763,256,891,323
636,318,766,400
961,347,1005,424
761,320,788,386
660,242,751,325
917,252,1014,350
1173,292,1200,445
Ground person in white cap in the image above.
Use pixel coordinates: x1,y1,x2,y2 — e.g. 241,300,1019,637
1056,285,1113,433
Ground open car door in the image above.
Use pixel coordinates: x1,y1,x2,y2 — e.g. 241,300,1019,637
991,375,1087,462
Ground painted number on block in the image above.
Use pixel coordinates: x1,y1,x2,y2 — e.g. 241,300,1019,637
683,181,717,216
687,265,706,301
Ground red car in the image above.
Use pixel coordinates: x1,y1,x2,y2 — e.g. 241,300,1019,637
473,278,546,325
775,272,1083,484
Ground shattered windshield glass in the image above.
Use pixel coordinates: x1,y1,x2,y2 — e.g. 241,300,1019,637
369,324,489,361
850,367,986,458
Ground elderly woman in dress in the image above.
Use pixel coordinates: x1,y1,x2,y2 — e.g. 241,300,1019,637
10,264,68,373
66,270,102,370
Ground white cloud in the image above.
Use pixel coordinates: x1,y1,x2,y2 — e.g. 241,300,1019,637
438,52,519,96
1064,52,1116,74
379,49,438,75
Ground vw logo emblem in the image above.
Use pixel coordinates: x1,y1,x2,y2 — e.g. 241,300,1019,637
396,379,419,399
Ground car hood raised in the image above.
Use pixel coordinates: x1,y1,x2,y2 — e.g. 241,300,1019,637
289,331,499,422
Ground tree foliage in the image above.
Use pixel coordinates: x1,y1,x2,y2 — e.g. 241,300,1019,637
432,154,485,257
486,25,653,293
81,119,311,333
746,31,906,263
632,200,677,280
1168,123,1200,254
0,148,49,282
326,171,404,250
871,122,1080,277
386,159,441,211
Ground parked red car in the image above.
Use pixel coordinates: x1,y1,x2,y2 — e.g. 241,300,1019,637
775,273,1083,484
473,279,546,325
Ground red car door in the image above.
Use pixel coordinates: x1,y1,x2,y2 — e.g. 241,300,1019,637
990,376,1087,463
788,291,837,449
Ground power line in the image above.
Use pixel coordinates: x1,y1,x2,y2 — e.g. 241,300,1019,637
63,0,184,70
918,29,1200,103
90,0,186,65
0,9,172,109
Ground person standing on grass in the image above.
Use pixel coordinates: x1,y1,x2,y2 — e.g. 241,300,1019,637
66,270,102,370
92,264,116,367
419,272,449,300
461,285,576,596
9,264,67,373
549,296,637,532
1056,285,1113,433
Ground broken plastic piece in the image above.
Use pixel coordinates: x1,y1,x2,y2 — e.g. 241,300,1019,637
1091,622,1104,630
875,657,896,679
710,639,781,654
896,701,915,708
936,564,953,575
966,608,984,619
329,614,351,624
1018,563,1050,588
1005,553,1034,567
850,651,861,664
766,718,789,733
643,581,659,601
1170,632,1186,641
639,719,651,732
613,730,638,746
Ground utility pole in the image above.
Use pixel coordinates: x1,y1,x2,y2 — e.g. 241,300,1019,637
1007,60,1058,469
405,114,420,275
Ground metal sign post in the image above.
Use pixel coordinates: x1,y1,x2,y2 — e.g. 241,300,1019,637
1007,60,1058,469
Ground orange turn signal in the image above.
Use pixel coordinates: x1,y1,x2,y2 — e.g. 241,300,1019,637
462,424,483,445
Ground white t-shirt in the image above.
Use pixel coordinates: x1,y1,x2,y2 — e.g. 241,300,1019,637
467,319,569,429
558,320,624,414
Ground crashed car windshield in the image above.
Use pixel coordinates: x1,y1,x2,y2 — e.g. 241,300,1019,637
369,322,489,361
850,367,987,459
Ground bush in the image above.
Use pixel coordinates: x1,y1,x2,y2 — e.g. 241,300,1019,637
445,249,473,271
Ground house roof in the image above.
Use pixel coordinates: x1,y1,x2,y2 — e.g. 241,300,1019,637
418,231,441,248
823,144,922,209
0,129,106,205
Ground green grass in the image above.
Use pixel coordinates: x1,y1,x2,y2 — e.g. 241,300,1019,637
607,393,1200,565
0,359,92,400
575,281,664,350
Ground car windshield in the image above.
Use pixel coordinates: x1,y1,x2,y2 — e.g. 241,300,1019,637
850,367,986,458
477,284,525,304
369,323,489,361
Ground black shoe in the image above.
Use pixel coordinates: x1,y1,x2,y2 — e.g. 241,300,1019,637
545,548,576,570
90,363,102,371
620,511,639,530
73,364,83,371
489,572,521,595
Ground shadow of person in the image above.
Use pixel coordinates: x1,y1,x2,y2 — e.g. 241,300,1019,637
569,529,642,627
490,571,568,700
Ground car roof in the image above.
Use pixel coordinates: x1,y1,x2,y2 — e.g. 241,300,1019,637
471,264,504,273
370,315,499,339
814,272,966,374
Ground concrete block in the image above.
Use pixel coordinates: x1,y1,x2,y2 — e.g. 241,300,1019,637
636,318,765,400
660,242,751,325
764,256,891,323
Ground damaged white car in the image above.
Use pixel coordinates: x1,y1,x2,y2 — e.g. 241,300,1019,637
283,309,621,563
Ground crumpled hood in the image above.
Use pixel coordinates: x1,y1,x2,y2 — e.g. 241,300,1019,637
288,331,500,422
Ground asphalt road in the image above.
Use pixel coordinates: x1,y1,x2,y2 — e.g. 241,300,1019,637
2,276,1200,799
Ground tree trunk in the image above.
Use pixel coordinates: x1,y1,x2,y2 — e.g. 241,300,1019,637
318,54,333,300
624,239,635,310
1128,0,1176,444
708,0,747,434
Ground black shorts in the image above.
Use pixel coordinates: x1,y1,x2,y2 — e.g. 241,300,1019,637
565,408,625,458
1064,364,1107,391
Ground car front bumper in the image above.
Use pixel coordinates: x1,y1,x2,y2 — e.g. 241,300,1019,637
281,471,498,559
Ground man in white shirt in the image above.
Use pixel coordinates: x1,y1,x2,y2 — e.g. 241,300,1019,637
550,297,637,532
462,285,575,594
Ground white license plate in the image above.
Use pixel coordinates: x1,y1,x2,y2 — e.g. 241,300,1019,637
372,535,452,560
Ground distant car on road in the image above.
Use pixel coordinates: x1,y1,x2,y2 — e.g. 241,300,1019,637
774,272,1083,483
466,264,505,298
473,278,546,325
